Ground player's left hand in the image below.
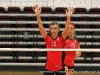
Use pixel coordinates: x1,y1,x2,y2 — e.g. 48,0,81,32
75,51,81,58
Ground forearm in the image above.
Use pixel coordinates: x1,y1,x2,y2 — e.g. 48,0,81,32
36,14,44,29
62,16,71,39
35,14,47,39
65,16,71,29
63,16,71,34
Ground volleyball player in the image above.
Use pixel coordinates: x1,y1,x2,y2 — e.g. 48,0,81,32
32,4,74,75
63,23,81,75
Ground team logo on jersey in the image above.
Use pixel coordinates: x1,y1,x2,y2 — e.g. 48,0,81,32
52,42,57,47
70,43,75,48
74,39,76,42
55,64,59,68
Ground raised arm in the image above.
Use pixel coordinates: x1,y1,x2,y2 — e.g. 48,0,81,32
62,7,75,39
32,4,47,39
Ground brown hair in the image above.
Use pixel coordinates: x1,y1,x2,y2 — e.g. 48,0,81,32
49,21,60,28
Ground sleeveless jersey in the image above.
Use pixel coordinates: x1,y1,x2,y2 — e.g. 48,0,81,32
45,32,64,71
64,37,79,66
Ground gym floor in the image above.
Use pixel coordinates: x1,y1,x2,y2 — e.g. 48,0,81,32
0,71,100,75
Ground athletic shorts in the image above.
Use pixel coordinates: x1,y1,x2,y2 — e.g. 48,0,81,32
43,68,66,75
64,56,75,69
64,64,74,69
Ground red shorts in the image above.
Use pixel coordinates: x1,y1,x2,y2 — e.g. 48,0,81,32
64,53,75,68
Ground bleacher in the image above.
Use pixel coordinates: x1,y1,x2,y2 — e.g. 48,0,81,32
0,6,100,63
0,0,100,71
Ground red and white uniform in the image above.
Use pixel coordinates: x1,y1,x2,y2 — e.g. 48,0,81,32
64,37,79,67
45,33,64,71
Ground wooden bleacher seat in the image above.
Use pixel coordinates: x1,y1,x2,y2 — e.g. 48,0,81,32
0,24,11,28
0,7,5,13
79,16,91,21
8,7,20,14
16,16,27,21
90,8,100,14
16,24,27,28
55,7,67,14
94,17,100,21
0,16,11,21
41,7,52,14
74,8,86,14
47,16,58,21
24,7,34,14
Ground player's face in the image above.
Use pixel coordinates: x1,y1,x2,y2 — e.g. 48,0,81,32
68,25,75,36
49,25,60,35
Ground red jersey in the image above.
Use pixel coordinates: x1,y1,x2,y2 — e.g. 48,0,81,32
64,37,79,66
45,33,64,71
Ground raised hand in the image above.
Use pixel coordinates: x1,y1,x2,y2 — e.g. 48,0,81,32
32,4,42,14
65,7,75,17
